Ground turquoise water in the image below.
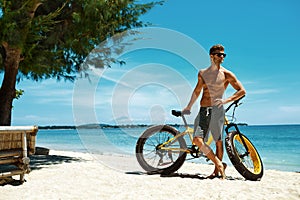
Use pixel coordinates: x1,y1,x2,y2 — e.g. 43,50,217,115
36,125,300,172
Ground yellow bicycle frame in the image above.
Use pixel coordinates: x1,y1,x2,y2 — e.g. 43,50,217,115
157,126,213,153
157,116,230,153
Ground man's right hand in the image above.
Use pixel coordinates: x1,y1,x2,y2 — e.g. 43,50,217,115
182,108,191,115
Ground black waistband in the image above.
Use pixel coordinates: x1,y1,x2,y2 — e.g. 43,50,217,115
200,106,223,111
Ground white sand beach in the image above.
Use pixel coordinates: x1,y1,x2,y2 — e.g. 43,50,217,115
1,150,299,200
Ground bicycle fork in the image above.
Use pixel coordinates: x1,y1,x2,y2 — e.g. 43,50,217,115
225,123,250,158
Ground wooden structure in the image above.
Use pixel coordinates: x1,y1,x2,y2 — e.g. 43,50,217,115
0,126,38,183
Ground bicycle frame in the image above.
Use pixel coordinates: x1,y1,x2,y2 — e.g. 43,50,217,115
158,126,194,153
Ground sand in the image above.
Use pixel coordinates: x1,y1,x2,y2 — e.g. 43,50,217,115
1,150,299,200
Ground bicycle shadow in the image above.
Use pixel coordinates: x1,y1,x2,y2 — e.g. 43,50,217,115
126,171,244,181
160,172,207,180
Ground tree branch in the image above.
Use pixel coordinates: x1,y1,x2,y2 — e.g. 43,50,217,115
29,2,43,18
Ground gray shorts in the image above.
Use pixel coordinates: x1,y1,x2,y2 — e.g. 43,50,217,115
194,106,225,142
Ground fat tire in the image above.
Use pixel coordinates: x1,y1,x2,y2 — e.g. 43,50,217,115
225,131,264,181
136,125,187,175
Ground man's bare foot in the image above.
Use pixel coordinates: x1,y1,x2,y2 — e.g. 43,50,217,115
218,163,226,180
218,167,226,180
207,162,227,179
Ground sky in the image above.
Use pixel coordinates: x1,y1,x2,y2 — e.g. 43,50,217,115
5,0,300,126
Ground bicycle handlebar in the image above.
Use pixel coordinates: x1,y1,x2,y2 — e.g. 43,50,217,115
171,110,189,127
171,95,245,117
171,110,190,117
225,95,245,113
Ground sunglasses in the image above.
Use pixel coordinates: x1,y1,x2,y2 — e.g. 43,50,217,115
212,53,227,58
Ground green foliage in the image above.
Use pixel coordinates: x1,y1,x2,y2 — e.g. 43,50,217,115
0,0,163,82
15,88,24,100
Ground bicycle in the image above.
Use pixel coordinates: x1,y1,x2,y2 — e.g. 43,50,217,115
135,96,264,181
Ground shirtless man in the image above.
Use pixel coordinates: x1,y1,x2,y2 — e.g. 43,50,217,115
183,44,246,179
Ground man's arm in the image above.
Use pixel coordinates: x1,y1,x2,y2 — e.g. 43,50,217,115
183,71,204,112
215,71,246,107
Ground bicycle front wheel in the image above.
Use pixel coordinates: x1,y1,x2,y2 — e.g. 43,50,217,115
136,125,187,175
225,131,264,181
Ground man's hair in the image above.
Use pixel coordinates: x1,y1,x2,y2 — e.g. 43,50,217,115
209,44,225,55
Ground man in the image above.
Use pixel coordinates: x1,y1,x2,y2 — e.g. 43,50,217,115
183,44,246,179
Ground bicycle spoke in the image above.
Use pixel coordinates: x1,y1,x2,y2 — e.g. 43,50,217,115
136,125,187,174
234,139,255,173
142,131,181,169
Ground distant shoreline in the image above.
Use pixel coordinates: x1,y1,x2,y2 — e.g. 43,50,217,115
38,123,300,130
39,124,166,130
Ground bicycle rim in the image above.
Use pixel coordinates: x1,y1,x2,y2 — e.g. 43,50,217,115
136,125,186,173
226,131,264,180
233,134,263,175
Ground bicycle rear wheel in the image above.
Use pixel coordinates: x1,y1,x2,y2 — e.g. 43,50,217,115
225,131,264,181
136,125,187,174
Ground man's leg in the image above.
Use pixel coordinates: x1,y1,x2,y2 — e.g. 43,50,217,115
210,140,226,178
208,106,226,178
193,137,225,179
216,140,223,160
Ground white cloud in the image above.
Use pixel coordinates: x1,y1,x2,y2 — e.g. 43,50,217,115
100,74,132,88
12,115,57,126
247,89,279,95
18,79,74,105
279,106,300,113
79,63,195,125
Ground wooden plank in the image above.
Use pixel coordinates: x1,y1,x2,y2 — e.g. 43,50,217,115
0,126,38,132
0,169,26,178
0,149,22,158
0,158,19,165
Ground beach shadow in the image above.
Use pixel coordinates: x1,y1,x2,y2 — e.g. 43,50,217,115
160,173,244,181
29,154,85,170
126,171,244,181
0,177,24,186
0,154,85,186
161,172,207,180
126,171,206,180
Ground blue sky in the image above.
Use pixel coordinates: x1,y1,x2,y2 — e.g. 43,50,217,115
6,0,300,126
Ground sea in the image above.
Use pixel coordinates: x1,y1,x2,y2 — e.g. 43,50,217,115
36,125,300,173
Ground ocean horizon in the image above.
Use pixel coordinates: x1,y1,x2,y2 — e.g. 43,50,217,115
37,123,300,129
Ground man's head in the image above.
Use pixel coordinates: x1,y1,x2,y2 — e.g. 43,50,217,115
209,44,226,65
209,44,225,55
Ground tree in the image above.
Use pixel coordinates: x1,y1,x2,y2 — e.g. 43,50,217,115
0,0,163,125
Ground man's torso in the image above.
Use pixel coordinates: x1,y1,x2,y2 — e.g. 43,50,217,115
200,66,230,107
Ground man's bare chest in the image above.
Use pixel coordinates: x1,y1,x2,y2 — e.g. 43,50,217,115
202,72,226,86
